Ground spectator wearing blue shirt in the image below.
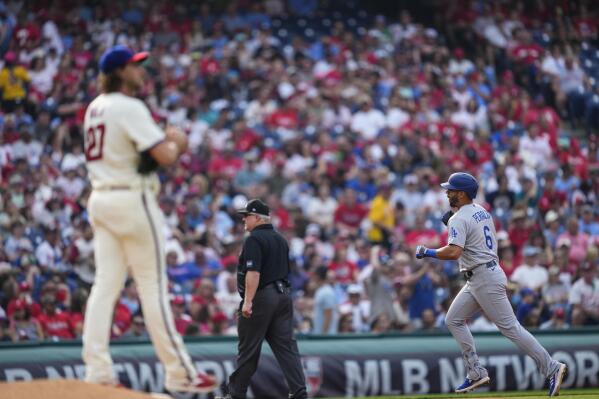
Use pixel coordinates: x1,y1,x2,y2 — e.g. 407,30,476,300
245,3,271,29
312,266,338,334
167,249,202,294
404,261,442,323
288,260,309,294
222,3,249,33
120,279,140,316
543,210,564,250
516,288,536,323
555,164,580,200
346,169,377,204
184,201,204,231
288,0,318,16
579,205,599,236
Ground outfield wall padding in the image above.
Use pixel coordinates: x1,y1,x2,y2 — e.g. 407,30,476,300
1,330,598,397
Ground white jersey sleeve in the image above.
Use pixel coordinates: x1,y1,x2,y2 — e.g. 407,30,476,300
119,98,165,151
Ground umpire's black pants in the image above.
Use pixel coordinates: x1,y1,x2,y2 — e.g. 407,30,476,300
228,284,307,399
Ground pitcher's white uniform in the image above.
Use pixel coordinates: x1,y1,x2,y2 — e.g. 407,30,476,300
82,92,197,387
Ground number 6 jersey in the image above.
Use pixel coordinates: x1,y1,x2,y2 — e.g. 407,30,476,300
83,92,165,189
446,203,499,272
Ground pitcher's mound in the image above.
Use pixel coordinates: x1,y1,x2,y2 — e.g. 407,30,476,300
0,379,173,399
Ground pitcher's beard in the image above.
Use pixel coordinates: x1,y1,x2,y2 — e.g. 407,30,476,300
125,80,143,96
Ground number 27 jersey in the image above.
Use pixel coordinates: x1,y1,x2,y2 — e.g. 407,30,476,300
83,93,165,189
447,203,499,272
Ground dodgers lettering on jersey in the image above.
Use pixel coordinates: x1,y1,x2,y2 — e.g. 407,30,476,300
83,93,165,189
447,203,499,272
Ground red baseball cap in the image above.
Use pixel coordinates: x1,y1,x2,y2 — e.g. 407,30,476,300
211,312,228,323
171,296,185,306
19,282,31,291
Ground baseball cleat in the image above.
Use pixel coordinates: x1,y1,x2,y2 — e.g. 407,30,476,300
455,376,490,393
165,372,218,393
548,362,567,397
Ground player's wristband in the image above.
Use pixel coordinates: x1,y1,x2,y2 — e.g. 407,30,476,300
424,248,437,258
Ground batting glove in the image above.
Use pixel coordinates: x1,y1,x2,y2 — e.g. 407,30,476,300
415,245,427,259
416,245,437,259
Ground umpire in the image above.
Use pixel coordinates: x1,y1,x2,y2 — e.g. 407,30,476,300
220,199,307,399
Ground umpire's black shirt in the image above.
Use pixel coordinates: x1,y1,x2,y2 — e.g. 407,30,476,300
237,224,289,298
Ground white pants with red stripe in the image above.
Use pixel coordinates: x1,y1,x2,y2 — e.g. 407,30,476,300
82,188,196,386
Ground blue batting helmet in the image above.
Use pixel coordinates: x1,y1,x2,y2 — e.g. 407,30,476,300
441,172,479,199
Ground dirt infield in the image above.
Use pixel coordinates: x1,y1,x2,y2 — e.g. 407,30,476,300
0,379,173,399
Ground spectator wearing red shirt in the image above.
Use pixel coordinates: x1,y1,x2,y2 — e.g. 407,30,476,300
538,173,567,214
111,302,132,339
190,279,219,325
68,289,88,339
231,121,260,153
266,103,299,130
37,294,73,340
69,36,93,70
207,146,244,181
199,48,221,76
171,296,193,336
491,70,521,101
509,29,544,66
327,247,358,285
404,213,441,249
210,311,230,335
557,138,589,180
334,188,368,236
508,209,535,258
267,194,293,232
9,299,44,342
6,282,41,318
13,17,41,47
498,242,518,278
573,5,597,40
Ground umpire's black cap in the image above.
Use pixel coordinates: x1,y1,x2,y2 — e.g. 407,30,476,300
237,199,270,217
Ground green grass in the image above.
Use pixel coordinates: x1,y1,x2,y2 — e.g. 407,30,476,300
323,388,599,399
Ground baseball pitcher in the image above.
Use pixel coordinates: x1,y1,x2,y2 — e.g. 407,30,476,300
415,172,567,396
82,45,217,394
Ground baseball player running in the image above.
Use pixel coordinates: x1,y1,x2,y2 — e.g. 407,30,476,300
82,46,217,394
415,172,566,397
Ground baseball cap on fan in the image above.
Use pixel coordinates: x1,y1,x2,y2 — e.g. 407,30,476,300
99,45,149,74
237,199,270,217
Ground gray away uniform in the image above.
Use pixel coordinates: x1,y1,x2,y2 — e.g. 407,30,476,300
445,203,560,380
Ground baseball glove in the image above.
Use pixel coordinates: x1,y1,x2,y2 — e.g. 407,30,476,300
137,150,160,175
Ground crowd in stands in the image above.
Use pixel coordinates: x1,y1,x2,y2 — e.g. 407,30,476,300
0,0,597,343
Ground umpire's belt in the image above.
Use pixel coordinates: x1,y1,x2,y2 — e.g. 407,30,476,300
462,260,497,281
259,279,290,293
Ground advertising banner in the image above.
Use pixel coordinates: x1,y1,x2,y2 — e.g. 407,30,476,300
1,333,598,397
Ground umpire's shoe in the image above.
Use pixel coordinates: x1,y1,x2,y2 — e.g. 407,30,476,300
215,393,244,399
548,362,567,397
454,376,490,393
215,381,243,399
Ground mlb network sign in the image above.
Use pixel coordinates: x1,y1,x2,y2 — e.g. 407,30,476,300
1,349,598,397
